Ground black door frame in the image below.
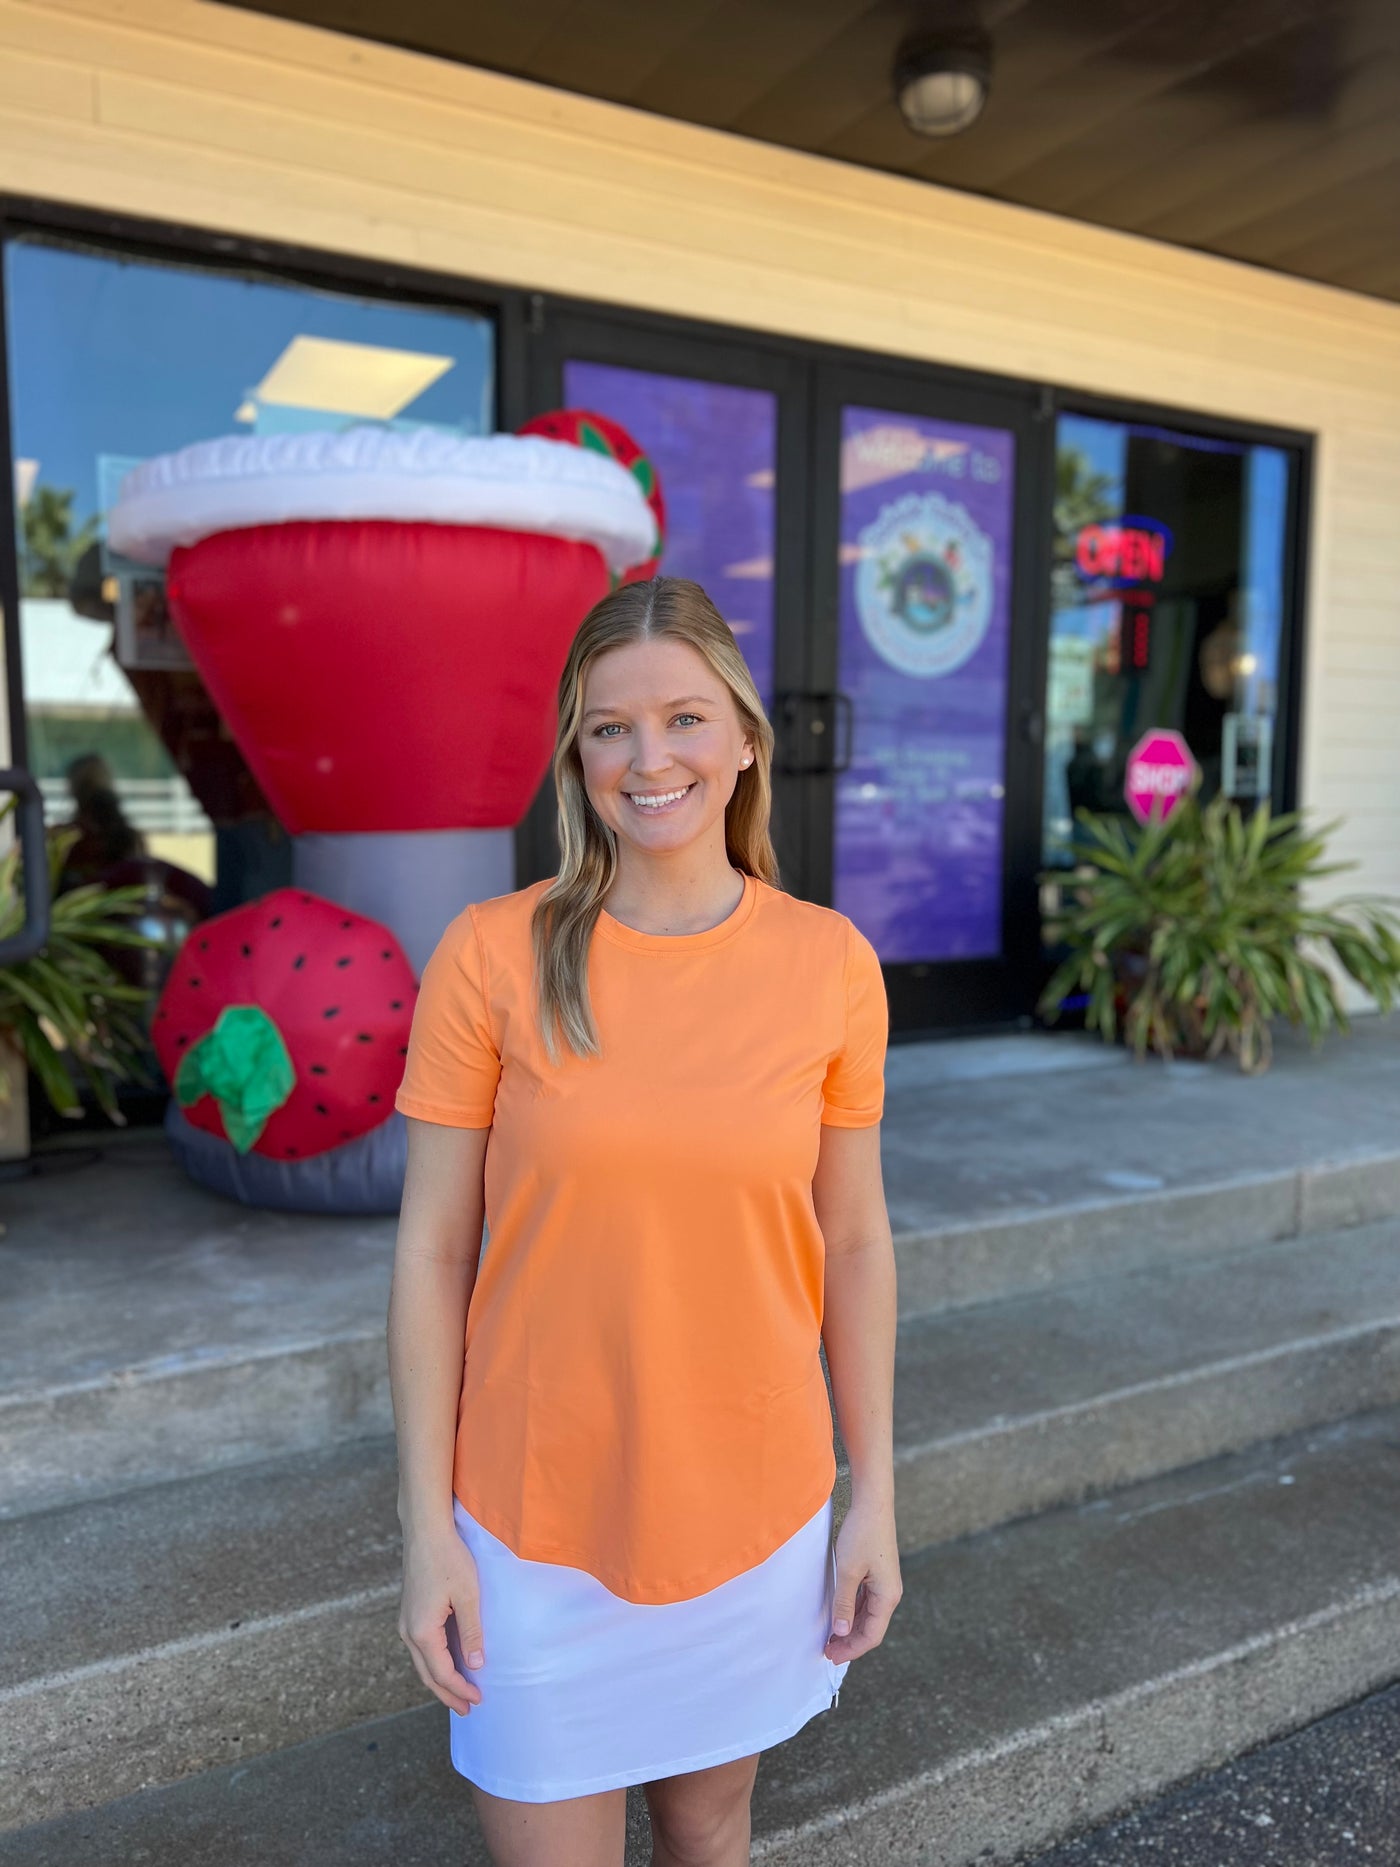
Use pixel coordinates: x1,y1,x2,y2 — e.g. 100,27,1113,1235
522,303,1060,1033
809,359,1054,1033
521,298,815,896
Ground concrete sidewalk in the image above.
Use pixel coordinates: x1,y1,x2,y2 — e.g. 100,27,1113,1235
6,1015,1399,1411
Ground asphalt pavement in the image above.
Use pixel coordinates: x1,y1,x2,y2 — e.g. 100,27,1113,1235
1021,1681,1400,1865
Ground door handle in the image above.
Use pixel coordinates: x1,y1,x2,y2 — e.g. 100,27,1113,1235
832,692,854,774
772,692,854,776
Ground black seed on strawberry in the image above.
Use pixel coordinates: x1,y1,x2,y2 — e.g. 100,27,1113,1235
269,916,282,928
310,1064,328,1076
381,950,392,960
324,1007,340,1019
390,1000,402,1010
368,1093,381,1104
292,955,306,970
399,1045,408,1055
240,943,252,958
199,939,209,951
336,956,353,968
189,978,201,988
356,1032,372,1043
315,1103,328,1115
340,918,352,929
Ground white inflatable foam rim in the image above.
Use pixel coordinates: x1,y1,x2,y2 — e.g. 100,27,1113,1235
107,427,655,574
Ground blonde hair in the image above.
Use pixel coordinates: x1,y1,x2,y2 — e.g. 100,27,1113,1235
531,576,779,1063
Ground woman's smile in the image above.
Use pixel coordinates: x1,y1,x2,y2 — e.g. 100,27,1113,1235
625,782,696,814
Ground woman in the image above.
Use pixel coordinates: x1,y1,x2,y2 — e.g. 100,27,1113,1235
389,575,900,1867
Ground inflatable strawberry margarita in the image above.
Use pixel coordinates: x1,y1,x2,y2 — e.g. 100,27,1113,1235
110,422,656,969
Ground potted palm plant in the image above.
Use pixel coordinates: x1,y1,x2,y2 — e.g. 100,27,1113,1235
0,807,164,1141
1039,795,1400,1074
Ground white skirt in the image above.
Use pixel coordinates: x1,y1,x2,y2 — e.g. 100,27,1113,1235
446,1492,849,1802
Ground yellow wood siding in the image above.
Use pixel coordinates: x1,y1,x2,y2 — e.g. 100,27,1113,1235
2,0,1398,917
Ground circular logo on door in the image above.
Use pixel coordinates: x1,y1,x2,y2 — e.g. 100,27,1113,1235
855,491,994,678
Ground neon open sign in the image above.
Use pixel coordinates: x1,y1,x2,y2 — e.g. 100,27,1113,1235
1075,516,1174,587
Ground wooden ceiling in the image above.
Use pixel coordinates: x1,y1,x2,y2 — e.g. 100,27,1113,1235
232,0,1400,304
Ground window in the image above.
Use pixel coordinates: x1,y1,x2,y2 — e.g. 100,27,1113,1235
1044,412,1295,866
7,236,494,908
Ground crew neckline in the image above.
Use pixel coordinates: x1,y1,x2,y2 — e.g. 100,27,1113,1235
596,870,760,951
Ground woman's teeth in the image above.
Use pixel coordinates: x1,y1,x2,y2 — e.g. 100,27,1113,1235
628,785,693,811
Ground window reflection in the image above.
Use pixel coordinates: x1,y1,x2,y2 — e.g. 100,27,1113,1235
8,237,494,911
560,360,779,707
1043,413,1292,866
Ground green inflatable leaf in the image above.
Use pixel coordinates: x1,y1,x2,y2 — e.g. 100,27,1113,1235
578,421,612,456
630,455,655,497
174,1004,297,1154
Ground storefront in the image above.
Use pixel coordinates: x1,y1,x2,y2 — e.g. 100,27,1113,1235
0,205,1310,1052
1,0,1394,1092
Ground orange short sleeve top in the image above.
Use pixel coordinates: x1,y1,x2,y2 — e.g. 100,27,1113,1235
394,871,887,1604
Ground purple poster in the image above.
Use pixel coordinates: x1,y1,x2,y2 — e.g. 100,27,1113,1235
833,407,1015,963
562,361,777,703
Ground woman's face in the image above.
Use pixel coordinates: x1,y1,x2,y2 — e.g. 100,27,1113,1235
577,638,753,861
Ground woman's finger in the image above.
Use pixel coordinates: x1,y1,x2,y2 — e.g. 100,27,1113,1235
825,1569,902,1663
406,1620,481,1713
828,1560,862,1650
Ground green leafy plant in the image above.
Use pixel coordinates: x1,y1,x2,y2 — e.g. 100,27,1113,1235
1039,795,1400,1074
0,810,165,1123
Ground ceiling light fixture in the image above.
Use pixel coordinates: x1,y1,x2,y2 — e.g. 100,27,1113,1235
895,37,992,138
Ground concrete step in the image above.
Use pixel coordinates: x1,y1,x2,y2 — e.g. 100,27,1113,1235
1016,1678,1400,1866
0,1135,400,1521
8,1198,1400,1831
5,1407,1400,1865
0,1436,408,1833
883,1017,1400,1315
885,1214,1400,1547
8,1124,1400,1522
891,1147,1400,1318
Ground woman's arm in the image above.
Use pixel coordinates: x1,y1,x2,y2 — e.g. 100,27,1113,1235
387,1116,491,1713
814,1120,902,1665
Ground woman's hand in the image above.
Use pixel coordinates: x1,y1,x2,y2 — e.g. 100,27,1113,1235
399,1521,486,1714
824,1493,902,1665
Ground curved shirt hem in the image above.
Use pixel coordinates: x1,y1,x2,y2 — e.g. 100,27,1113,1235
451,1459,839,1606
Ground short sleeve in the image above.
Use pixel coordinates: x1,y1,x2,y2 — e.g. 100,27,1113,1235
394,905,502,1128
821,920,888,1127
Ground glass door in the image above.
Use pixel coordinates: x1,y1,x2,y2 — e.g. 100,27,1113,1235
809,365,1047,1031
522,309,811,885
524,317,1050,1033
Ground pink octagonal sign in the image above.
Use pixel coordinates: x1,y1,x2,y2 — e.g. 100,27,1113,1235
1124,729,1197,826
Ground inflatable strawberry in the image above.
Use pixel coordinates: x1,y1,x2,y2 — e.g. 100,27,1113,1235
153,888,416,1161
519,409,665,582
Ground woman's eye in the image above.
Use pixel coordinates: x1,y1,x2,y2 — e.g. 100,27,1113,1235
674,714,702,727
594,723,625,738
